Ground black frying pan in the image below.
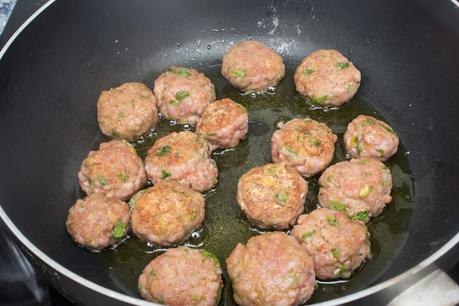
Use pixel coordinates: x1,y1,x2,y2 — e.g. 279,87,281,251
0,0,458,305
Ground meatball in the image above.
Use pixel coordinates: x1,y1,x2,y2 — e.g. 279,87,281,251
294,49,361,107
78,140,146,200
66,193,130,251
318,159,392,221
97,82,158,140
272,118,337,177
138,247,222,305
221,40,285,91
144,131,218,192
237,163,307,229
291,208,371,280
344,115,399,161
153,66,216,125
227,232,315,306
196,98,248,150
131,181,205,246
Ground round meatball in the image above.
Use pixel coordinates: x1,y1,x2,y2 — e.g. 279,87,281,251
78,140,146,200
272,118,337,177
66,193,130,251
237,163,307,229
227,232,315,306
294,49,361,107
291,208,371,280
318,159,392,221
221,40,285,91
138,247,222,305
144,131,218,192
196,98,248,150
154,66,216,125
97,82,158,140
131,181,205,246
344,115,399,161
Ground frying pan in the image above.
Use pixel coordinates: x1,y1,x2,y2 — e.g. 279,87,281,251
1,0,459,305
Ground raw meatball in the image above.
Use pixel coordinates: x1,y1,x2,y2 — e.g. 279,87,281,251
154,66,216,125
344,115,399,161
318,159,392,221
138,247,222,306
272,118,337,177
196,98,248,150
291,208,371,280
294,49,361,107
237,163,307,229
66,193,130,251
131,181,205,246
97,82,158,140
226,232,315,306
221,40,285,91
78,140,146,200
144,131,218,192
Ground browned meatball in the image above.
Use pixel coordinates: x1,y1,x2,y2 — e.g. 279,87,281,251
221,40,285,91
78,140,146,200
344,115,399,161
291,208,371,280
66,193,130,251
271,118,337,177
138,247,222,306
294,49,361,107
154,66,216,125
131,181,205,246
97,82,158,140
318,159,392,221
237,163,307,229
227,232,315,306
196,98,248,150
144,131,218,192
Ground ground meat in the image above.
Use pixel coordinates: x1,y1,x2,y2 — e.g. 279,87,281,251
66,193,130,251
237,163,307,229
196,98,248,150
291,208,371,280
78,140,146,200
153,66,216,125
131,181,205,246
221,40,285,91
318,159,392,221
144,131,218,192
138,247,222,306
272,118,337,177
226,232,315,306
97,82,158,140
344,115,399,161
294,49,361,107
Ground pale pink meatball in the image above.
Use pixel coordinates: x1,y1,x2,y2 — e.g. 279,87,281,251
196,98,248,150
138,247,222,305
97,82,158,140
226,232,315,306
272,118,337,177
237,163,307,229
144,131,218,192
78,140,147,200
131,181,205,246
221,40,285,91
66,193,130,251
318,159,392,221
344,115,399,161
291,208,371,280
154,66,216,125
294,49,361,107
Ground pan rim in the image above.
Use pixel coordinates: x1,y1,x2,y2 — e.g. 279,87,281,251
0,1,458,305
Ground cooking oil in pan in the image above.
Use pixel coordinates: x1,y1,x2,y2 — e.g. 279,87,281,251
94,66,414,304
